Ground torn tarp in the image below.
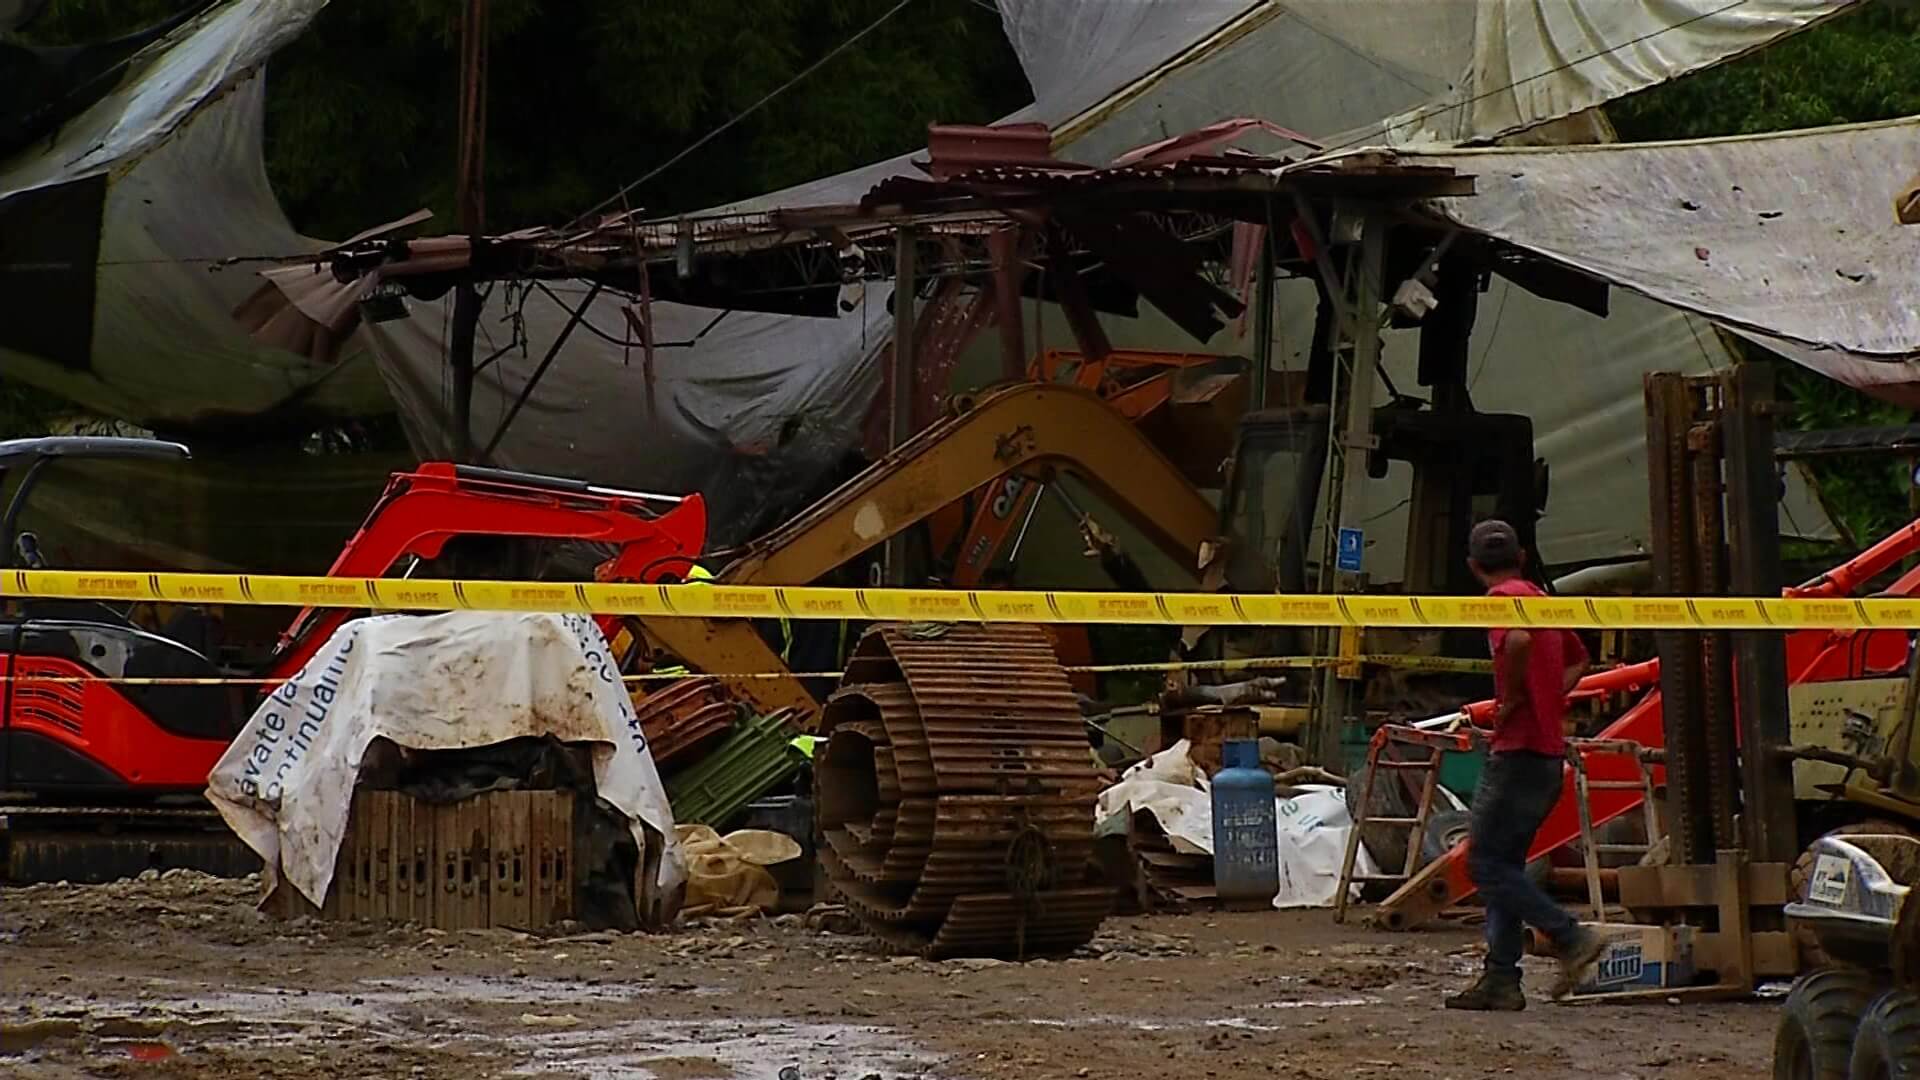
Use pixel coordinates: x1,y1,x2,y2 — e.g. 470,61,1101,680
1400,116,1920,406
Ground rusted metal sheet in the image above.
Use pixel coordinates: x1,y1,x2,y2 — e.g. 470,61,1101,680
818,623,1110,958
926,122,1060,180
631,677,736,768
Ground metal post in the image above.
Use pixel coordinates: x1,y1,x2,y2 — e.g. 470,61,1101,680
1690,417,1741,849
1722,363,1798,865
449,0,488,463
1251,225,1275,407
883,225,918,586
450,288,479,462
1312,209,1386,768
1646,372,1714,865
990,227,1026,381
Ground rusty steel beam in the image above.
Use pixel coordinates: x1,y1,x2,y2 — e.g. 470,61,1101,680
989,227,1027,381
1722,363,1799,865
884,225,919,586
1045,223,1113,362
1646,372,1714,865
1688,418,1740,848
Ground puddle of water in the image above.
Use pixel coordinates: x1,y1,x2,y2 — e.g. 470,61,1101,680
499,1018,937,1080
10,978,939,1080
1017,998,1377,1035
1205,1018,1281,1032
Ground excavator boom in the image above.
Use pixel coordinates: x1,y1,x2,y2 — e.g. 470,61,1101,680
640,383,1219,728
268,462,707,680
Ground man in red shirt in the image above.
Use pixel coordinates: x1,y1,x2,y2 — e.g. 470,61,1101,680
1445,520,1604,1010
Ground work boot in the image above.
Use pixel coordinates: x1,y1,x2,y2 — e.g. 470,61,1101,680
1549,927,1607,1000
1444,973,1526,1011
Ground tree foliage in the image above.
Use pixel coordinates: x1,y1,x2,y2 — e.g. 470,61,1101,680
23,0,1029,238
1610,1,1920,545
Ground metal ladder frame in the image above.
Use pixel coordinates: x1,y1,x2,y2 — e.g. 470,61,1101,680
1567,737,1664,923
1335,723,1475,923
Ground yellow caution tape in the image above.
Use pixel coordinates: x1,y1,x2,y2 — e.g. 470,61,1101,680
0,653,1491,687
5,569,1918,629
1065,653,1495,676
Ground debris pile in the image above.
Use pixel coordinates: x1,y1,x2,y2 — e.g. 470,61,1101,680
1095,740,1379,912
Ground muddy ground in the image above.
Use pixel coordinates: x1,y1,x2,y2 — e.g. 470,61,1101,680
1,873,1776,1079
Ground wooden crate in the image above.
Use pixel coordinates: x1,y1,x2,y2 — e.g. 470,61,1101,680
272,789,577,930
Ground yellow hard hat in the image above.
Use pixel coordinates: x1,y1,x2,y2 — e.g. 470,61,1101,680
684,563,715,582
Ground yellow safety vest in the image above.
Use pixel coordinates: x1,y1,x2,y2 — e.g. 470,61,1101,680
652,565,790,671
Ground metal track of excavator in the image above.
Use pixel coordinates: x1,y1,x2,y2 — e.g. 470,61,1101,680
636,383,1218,731
813,622,1111,958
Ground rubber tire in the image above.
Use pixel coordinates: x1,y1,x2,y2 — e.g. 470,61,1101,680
1792,821,1914,968
1347,753,1443,876
1772,968,1878,1080
1850,988,1920,1080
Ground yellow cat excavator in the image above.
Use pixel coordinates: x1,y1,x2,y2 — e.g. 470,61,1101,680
631,382,1220,728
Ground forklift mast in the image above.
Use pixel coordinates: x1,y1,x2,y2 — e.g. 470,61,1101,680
1219,404,1544,598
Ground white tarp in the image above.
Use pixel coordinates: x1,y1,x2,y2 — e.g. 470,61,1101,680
1400,117,1920,407
1271,786,1372,910
0,0,391,426
1380,0,1862,146
206,611,683,910
1096,740,1215,855
1093,741,1378,909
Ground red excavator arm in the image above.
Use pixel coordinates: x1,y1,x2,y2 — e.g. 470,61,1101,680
265,462,707,680
1378,518,1920,929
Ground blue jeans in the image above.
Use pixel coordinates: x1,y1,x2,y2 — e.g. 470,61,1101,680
1468,750,1580,978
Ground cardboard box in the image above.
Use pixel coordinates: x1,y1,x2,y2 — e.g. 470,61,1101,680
1572,923,1695,997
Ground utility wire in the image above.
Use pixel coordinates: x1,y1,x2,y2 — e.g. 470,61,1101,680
568,0,919,230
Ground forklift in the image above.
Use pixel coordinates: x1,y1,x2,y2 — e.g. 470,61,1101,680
1774,634,1920,1078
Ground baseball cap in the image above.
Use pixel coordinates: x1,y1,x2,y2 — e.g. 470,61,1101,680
1468,519,1521,568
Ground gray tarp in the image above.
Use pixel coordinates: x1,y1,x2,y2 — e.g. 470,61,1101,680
1400,118,1920,406
0,0,390,426
1378,0,1862,145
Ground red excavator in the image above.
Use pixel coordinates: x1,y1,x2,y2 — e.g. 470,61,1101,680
0,436,707,880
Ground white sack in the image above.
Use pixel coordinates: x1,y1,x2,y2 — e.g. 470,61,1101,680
206,612,683,908
1272,784,1377,910
1095,739,1214,856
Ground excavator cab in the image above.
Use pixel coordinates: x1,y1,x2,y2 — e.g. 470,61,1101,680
1221,404,1543,597
0,437,241,795
0,445,711,801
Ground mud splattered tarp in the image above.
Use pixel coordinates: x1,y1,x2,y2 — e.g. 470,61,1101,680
206,611,683,909
1400,117,1920,407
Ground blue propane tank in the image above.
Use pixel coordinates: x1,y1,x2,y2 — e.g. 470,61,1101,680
1210,738,1278,909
